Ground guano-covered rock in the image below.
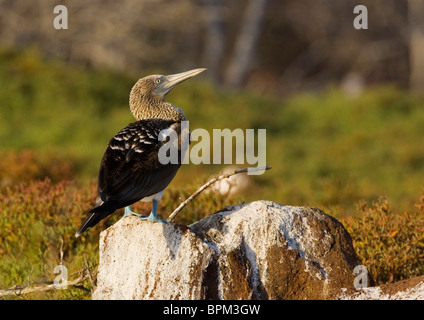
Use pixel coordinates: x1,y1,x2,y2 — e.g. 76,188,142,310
93,201,365,300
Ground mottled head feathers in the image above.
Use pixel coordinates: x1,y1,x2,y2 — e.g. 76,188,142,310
129,68,206,121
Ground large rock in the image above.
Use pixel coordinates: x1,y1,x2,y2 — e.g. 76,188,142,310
93,201,364,300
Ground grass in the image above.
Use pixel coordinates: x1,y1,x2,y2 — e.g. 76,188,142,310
0,47,424,298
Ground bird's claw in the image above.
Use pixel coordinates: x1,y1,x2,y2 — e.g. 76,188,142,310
139,214,167,223
122,206,166,223
121,206,143,219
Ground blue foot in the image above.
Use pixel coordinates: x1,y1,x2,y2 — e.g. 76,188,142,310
138,200,167,223
121,206,143,219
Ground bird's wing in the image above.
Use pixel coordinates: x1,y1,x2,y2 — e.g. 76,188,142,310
95,119,184,211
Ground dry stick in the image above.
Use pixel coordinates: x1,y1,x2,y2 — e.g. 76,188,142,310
0,262,96,297
167,166,271,222
59,236,64,264
0,272,91,297
84,254,96,293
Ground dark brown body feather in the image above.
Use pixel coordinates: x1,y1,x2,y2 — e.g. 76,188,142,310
76,119,184,236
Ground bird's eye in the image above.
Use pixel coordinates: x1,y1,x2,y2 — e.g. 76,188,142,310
156,79,161,84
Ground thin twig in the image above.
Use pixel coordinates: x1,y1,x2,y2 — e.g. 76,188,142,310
0,273,90,297
84,254,96,293
167,166,271,222
0,264,97,298
59,236,64,266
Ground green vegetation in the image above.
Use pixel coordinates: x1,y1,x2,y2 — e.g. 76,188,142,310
1,48,424,298
0,47,136,177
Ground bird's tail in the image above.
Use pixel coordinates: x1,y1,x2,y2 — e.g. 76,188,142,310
75,209,113,238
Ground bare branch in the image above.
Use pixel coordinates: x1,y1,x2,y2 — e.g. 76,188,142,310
59,236,64,266
0,266,96,298
84,254,96,293
167,166,271,222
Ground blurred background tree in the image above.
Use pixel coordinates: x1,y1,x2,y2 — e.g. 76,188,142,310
408,0,424,91
0,0,421,94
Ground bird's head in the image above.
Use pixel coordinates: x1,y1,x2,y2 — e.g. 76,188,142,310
129,68,206,120
131,68,206,103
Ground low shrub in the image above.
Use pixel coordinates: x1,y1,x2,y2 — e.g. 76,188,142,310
0,150,75,186
0,178,99,299
342,194,424,285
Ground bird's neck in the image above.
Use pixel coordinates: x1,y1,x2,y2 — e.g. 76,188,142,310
130,96,186,122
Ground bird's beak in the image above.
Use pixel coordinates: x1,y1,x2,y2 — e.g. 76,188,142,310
156,68,207,96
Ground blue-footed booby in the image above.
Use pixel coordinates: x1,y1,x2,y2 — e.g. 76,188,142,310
75,68,206,237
